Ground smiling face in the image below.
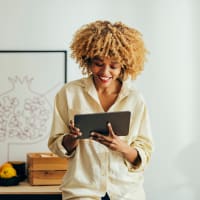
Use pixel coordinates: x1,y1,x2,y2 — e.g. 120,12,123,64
90,57,122,90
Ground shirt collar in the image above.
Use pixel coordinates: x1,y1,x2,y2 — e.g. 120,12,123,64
82,75,99,103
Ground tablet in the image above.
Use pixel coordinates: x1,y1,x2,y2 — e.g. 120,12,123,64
74,111,131,139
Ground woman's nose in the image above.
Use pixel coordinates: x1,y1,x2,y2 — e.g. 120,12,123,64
101,65,110,74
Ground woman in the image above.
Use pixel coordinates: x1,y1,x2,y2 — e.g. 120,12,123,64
48,20,153,200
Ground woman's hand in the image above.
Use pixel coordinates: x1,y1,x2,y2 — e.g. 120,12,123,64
90,123,128,152
68,120,82,139
62,120,82,153
90,123,139,164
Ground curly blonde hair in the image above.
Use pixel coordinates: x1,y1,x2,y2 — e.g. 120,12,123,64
70,20,147,80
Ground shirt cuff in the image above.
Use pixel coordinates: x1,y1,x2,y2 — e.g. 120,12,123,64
56,135,76,158
124,147,146,172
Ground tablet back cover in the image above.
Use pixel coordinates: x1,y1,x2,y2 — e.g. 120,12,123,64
74,111,131,139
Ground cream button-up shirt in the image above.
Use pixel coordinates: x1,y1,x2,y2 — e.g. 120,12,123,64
48,76,153,200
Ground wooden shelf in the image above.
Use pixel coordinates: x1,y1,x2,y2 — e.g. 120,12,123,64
0,180,61,195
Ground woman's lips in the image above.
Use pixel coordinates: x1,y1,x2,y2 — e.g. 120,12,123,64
98,76,112,82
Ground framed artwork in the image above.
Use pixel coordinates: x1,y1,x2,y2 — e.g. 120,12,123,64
0,50,67,164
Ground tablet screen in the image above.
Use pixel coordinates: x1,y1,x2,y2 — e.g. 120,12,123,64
74,111,131,139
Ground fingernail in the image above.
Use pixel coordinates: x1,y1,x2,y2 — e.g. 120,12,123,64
90,132,94,136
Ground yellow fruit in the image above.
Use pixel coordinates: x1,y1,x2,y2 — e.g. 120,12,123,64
0,163,13,172
0,166,17,179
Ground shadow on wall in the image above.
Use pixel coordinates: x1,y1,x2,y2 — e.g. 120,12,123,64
175,138,200,200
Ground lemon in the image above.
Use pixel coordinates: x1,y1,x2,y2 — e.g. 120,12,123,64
0,162,13,172
0,166,17,179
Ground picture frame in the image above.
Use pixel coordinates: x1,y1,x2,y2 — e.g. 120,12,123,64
0,50,67,164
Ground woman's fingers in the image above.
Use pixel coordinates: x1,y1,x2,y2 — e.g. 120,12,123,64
68,120,82,138
91,132,115,147
107,122,116,138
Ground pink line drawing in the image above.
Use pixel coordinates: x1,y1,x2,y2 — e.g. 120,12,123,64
0,76,63,162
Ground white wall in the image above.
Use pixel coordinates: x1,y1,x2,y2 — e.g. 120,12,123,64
0,0,199,199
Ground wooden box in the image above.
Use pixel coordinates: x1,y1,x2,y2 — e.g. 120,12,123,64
27,152,68,186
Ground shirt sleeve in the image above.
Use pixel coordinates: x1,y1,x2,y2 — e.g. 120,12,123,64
125,100,154,172
48,86,75,158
